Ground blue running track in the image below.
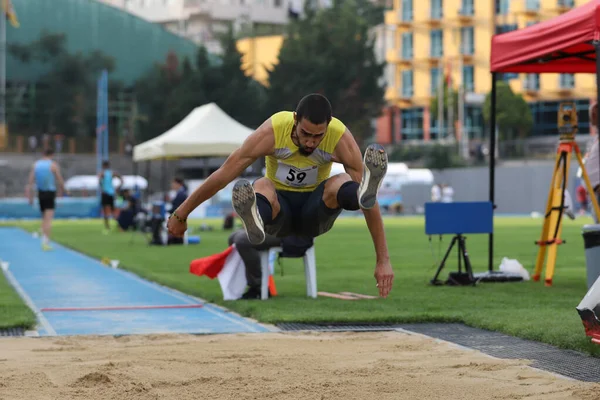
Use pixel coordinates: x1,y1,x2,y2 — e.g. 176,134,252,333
0,227,273,336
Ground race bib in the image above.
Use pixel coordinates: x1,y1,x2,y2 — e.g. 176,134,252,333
275,162,318,187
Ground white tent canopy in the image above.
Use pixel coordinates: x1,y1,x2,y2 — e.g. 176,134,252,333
133,103,254,162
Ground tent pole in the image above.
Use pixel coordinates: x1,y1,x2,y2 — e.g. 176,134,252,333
488,73,497,273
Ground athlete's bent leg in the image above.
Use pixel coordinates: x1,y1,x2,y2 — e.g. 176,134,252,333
358,144,388,209
253,178,281,223
233,177,290,245
322,173,360,211
322,144,388,211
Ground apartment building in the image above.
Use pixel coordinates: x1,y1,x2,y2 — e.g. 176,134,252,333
382,0,596,144
97,0,298,54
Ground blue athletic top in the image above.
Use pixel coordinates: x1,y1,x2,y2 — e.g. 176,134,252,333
101,169,114,195
34,159,55,192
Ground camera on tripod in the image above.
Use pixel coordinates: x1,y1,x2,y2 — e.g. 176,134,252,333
558,102,578,140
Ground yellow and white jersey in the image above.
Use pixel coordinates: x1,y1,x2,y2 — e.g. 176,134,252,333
265,111,346,192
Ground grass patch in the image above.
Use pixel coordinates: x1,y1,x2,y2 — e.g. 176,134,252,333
3,216,600,356
0,268,36,329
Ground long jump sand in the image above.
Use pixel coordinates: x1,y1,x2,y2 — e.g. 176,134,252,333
0,330,598,400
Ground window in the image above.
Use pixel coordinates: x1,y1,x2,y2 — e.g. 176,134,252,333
496,24,518,34
530,100,590,136
559,73,575,89
401,70,414,97
401,0,413,21
401,33,413,59
431,0,442,19
524,74,539,90
460,0,473,15
430,116,444,139
430,30,443,58
401,108,424,140
460,27,474,55
525,0,539,11
558,0,574,8
496,0,509,14
464,106,484,140
462,66,474,92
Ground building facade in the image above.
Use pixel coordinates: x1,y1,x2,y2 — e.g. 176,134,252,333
382,0,596,145
98,0,299,54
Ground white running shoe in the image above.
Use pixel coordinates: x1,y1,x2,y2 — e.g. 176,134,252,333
358,144,388,210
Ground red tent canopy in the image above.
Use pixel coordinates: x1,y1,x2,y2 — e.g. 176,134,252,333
490,0,600,73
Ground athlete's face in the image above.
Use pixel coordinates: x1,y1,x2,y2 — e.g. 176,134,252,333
292,114,327,156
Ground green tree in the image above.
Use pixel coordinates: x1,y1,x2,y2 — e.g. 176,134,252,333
482,80,533,141
266,0,386,145
9,31,116,137
134,51,185,141
199,27,267,128
135,29,267,142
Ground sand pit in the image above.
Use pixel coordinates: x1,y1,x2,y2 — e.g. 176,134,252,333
0,330,598,400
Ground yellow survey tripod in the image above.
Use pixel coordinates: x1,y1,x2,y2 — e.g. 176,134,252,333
534,102,600,286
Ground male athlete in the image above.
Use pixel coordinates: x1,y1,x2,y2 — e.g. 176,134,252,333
168,94,394,297
25,147,65,251
98,160,123,233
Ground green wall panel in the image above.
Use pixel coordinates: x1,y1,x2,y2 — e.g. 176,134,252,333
7,0,209,85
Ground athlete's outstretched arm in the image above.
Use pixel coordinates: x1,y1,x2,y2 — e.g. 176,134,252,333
175,119,275,219
334,130,394,298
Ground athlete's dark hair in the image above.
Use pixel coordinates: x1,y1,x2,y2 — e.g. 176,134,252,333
102,160,110,168
44,147,54,156
295,93,332,125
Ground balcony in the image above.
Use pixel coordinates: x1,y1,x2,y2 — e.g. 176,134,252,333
456,7,474,24
400,87,414,100
418,51,443,67
458,49,475,63
387,49,414,67
425,10,443,26
556,0,574,12
541,0,573,15
522,79,539,97
522,0,540,17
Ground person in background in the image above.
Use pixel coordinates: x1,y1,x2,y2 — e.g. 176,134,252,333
431,183,441,202
228,229,313,299
168,177,188,215
584,101,600,222
98,160,123,234
167,178,188,245
441,183,454,203
576,182,588,216
25,148,65,251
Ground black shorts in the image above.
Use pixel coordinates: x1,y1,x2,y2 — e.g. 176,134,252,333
101,193,115,209
260,179,342,238
38,191,56,212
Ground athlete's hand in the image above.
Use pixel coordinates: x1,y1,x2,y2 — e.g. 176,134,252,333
374,260,394,298
167,211,187,238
